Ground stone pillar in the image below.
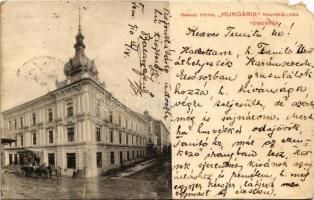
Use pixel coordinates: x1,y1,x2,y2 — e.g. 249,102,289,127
43,150,48,165
85,93,90,114
61,101,64,119
16,154,20,165
23,132,27,147
80,121,84,142
57,126,63,144
78,95,81,114
56,147,64,171
77,122,81,143
77,145,84,169
90,122,94,143
40,129,45,146
57,101,61,119
4,151,8,166
81,120,85,142
82,120,88,143
84,145,97,177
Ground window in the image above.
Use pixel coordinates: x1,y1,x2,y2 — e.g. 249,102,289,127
109,111,113,123
49,130,53,144
8,121,11,130
9,154,12,165
67,127,75,142
48,109,53,122
20,135,23,146
96,127,101,142
110,152,115,164
125,120,128,129
66,153,76,169
119,152,123,164
48,153,55,166
126,135,129,145
14,154,18,165
32,132,37,145
132,151,134,159
20,117,23,129
110,129,113,143
14,119,17,130
119,133,122,144
118,115,121,126
127,151,130,161
67,102,73,117
32,113,36,126
96,152,102,168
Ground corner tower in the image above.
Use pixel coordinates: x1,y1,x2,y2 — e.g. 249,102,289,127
64,10,98,79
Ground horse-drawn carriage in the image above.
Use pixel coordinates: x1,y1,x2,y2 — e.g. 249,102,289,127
20,164,61,180
17,148,61,180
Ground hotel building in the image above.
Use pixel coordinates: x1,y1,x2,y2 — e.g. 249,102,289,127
1,26,157,177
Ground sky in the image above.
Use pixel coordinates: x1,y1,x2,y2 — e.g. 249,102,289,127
0,1,169,123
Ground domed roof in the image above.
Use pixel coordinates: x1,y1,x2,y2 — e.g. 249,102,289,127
64,29,98,77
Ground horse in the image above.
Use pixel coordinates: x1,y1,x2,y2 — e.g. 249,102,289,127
34,166,49,179
48,166,61,181
20,166,35,177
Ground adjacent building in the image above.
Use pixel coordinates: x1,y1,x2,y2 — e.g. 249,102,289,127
143,110,170,156
1,26,164,177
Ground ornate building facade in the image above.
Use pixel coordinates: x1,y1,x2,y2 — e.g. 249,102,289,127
1,27,154,177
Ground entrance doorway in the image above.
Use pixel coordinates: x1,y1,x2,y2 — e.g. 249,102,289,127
14,154,18,165
119,151,123,167
19,154,25,165
66,153,76,169
9,154,12,165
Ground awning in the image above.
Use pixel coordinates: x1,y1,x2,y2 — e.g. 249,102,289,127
17,148,43,154
0,138,16,144
0,134,16,144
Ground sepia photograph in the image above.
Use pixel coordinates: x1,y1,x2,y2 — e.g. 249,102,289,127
0,1,171,199
1,0,313,200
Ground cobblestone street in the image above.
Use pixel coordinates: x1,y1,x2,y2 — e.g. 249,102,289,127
1,159,171,199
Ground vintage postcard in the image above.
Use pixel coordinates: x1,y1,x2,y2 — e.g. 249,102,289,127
0,0,313,199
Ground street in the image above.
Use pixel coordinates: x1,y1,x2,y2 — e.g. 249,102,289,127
1,159,171,199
